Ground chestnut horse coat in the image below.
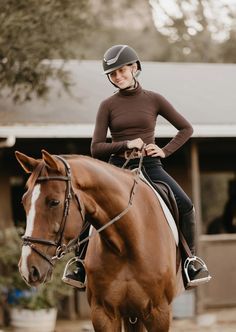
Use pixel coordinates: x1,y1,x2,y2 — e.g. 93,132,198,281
16,151,183,332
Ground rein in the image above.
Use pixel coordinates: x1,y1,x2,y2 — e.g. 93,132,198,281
22,150,144,265
64,149,145,254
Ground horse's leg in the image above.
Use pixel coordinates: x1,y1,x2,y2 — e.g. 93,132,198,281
91,305,122,332
143,303,171,332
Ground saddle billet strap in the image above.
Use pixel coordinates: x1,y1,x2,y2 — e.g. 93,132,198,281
179,231,193,258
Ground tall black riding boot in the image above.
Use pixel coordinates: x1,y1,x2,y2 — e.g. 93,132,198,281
181,208,211,287
181,207,196,257
62,226,90,290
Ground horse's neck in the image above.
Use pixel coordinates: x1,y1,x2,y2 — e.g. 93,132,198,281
72,157,133,254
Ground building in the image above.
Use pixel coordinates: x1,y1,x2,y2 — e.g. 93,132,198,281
1,61,236,314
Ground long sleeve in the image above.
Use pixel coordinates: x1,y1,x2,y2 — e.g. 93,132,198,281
91,85,193,160
157,94,193,157
91,100,128,159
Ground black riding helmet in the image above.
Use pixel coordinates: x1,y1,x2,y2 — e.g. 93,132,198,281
103,45,141,75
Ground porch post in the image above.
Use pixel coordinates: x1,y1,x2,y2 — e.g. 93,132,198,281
190,141,202,238
190,140,205,314
0,161,14,230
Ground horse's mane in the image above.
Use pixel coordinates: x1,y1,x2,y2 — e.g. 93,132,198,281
59,154,81,160
24,154,134,202
60,154,132,176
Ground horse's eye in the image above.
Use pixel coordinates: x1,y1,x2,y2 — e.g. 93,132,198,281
48,199,60,208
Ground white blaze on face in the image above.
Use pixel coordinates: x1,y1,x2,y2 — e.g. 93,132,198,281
20,184,41,280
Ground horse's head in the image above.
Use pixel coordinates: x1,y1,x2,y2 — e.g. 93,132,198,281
15,150,84,287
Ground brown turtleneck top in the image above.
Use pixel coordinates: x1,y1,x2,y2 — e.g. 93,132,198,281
91,84,193,159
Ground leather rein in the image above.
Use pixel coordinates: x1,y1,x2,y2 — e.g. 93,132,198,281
22,151,144,266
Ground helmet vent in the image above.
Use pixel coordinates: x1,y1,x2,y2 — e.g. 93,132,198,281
105,45,127,66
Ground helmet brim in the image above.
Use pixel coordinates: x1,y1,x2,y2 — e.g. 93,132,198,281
103,62,141,75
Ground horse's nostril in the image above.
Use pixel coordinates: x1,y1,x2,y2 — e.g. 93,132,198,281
30,266,40,282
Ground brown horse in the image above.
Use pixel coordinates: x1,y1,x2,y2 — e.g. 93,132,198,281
15,150,183,332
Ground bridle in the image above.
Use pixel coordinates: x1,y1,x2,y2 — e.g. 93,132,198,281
22,156,85,266
22,151,144,266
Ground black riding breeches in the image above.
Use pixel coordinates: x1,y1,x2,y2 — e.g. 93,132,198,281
109,155,193,220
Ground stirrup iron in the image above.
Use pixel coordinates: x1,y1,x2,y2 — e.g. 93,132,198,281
62,256,86,289
184,256,211,288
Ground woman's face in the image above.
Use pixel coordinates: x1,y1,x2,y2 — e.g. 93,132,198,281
108,64,137,89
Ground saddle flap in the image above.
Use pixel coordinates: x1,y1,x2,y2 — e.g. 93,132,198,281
140,167,179,225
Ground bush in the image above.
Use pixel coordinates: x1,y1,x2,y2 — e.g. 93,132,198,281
0,228,73,310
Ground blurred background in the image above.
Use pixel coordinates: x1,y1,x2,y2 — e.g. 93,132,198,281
0,0,236,331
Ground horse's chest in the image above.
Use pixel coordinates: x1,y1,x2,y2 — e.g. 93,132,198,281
99,277,152,312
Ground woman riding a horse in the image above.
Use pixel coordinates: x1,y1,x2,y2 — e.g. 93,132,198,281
15,44,211,332
65,45,210,289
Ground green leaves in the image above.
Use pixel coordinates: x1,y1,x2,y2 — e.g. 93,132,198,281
0,0,92,102
0,228,73,309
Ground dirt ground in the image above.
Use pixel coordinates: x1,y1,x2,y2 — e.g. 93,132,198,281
1,307,235,332
53,307,236,332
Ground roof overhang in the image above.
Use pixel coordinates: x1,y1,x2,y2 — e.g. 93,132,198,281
0,135,16,147
0,124,236,140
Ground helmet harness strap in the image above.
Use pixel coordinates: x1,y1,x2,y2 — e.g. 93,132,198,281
107,66,138,91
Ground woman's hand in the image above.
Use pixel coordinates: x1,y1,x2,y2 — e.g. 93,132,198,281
127,138,144,150
145,144,165,158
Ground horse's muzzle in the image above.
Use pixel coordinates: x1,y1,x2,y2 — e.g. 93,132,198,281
19,256,52,287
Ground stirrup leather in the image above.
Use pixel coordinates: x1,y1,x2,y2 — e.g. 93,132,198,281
62,257,86,289
184,256,211,287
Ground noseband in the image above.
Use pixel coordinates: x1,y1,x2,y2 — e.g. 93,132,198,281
22,156,85,266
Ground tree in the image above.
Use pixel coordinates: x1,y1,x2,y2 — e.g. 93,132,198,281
221,28,236,63
149,0,236,63
74,0,164,61
0,0,92,102
0,0,166,102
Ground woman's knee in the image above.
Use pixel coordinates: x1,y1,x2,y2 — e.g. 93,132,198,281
182,198,194,215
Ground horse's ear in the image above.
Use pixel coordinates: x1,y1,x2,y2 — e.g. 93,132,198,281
15,151,39,173
41,149,61,171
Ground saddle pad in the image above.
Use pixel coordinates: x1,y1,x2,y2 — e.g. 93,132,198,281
139,171,179,246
